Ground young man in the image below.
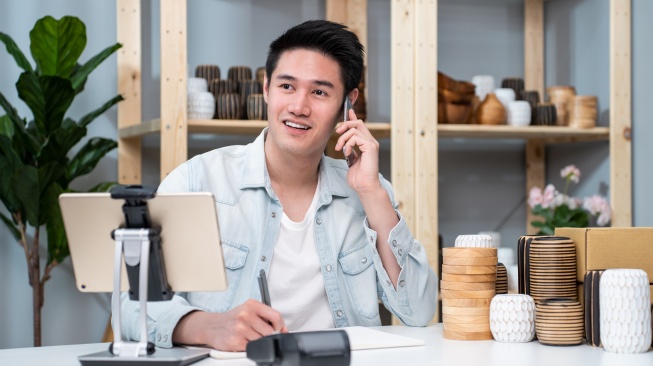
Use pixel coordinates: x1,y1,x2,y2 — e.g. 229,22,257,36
120,20,437,352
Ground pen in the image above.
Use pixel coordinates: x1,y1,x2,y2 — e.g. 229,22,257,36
258,269,271,307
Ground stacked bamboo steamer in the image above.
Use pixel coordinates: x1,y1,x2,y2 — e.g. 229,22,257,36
442,235,497,340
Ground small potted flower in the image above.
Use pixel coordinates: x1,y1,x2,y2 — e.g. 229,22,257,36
528,165,611,235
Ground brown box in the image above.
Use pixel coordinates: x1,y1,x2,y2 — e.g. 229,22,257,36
555,227,653,305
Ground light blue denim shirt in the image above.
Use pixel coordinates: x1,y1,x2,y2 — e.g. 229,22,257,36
120,129,438,348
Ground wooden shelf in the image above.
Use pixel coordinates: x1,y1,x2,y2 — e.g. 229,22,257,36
120,119,607,143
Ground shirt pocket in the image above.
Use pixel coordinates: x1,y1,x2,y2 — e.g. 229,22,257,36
338,243,380,320
188,240,249,313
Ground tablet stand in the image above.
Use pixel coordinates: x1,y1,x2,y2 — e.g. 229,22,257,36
78,185,208,366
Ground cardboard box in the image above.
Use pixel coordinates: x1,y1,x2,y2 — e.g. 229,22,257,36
555,227,653,304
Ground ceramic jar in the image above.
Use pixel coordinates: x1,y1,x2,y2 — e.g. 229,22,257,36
476,93,506,125
471,75,495,102
187,77,208,94
490,294,536,342
507,101,531,126
216,93,240,120
187,91,215,119
494,88,516,110
227,66,253,92
247,93,267,121
209,79,237,96
547,86,575,126
195,64,220,84
600,269,652,353
501,78,524,99
532,103,557,126
455,234,494,248
255,66,266,87
239,80,262,119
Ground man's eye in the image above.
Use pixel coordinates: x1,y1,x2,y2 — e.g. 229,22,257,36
281,84,292,89
314,90,326,96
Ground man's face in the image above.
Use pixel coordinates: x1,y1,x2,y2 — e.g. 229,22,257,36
263,48,345,161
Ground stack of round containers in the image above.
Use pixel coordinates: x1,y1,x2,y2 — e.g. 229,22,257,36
441,235,497,340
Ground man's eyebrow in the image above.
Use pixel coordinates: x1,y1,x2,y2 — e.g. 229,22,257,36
275,74,335,89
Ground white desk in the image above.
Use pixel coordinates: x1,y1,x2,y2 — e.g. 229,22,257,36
2,324,651,366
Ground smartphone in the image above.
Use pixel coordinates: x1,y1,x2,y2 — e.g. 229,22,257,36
343,97,353,167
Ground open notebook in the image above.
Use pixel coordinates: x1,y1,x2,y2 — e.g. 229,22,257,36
195,326,425,360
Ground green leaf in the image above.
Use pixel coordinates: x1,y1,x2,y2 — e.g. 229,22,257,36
0,156,23,213
17,73,75,135
30,16,86,77
70,43,122,93
11,165,39,226
43,183,69,265
0,211,21,241
78,94,124,128
66,137,117,182
89,181,118,193
0,32,34,72
37,118,86,166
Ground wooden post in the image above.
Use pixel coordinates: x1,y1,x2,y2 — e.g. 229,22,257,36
524,0,544,99
160,0,188,180
525,139,545,233
117,0,142,184
609,0,632,226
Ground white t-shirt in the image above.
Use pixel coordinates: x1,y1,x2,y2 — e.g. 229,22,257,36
267,183,335,331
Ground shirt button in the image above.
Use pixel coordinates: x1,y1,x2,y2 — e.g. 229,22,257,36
261,256,267,262
336,310,343,317
361,257,367,264
398,248,403,256
326,265,332,272
369,236,374,243
163,335,168,342
392,240,397,247
399,280,406,287
156,334,161,341
316,218,322,225
386,280,391,286
271,212,276,218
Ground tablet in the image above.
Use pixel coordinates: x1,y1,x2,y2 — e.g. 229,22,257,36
59,192,227,293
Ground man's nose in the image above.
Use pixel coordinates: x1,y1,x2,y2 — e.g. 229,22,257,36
288,93,311,116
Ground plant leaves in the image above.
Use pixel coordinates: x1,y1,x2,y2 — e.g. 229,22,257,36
30,16,86,77
0,156,22,213
0,32,34,72
0,211,21,241
66,137,117,182
78,94,124,128
11,165,39,226
17,74,75,135
43,183,69,265
37,118,86,167
70,43,122,93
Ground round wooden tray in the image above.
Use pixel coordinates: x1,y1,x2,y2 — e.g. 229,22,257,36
443,330,494,341
442,306,490,316
443,256,498,266
442,247,497,258
441,280,495,291
442,264,497,275
441,273,496,283
443,314,491,324
442,297,492,307
441,289,496,299
443,322,491,333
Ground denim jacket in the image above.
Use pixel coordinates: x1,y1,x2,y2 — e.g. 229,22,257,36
120,129,438,348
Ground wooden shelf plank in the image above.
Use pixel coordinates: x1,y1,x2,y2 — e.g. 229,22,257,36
120,120,609,142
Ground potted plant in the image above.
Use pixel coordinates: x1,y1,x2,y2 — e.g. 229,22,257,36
0,15,122,346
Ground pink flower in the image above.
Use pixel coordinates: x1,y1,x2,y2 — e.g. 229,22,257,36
541,184,556,209
560,165,581,184
583,195,612,226
528,187,542,208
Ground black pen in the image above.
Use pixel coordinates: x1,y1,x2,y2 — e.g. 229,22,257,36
258,269,271,307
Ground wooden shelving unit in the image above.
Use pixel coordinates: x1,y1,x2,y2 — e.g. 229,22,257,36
116,0,632,324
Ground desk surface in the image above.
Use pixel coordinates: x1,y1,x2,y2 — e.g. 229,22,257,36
2,324,651,366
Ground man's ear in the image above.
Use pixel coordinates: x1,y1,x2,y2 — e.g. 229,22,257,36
347,88,359,106
263,74,269,103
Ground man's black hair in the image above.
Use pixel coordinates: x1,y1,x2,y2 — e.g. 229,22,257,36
265,20,364,98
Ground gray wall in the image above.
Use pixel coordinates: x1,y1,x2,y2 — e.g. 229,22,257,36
0,0,650,349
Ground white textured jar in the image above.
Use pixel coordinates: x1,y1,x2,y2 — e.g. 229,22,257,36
471,75,495,102
187,77,208,94
455,234,494,248
490,294,536,342
600,269,652,353
494,88,516,110
507,101,531,126
187,91,215,119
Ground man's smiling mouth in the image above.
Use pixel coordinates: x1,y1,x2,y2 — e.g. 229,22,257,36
284,121,310,130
